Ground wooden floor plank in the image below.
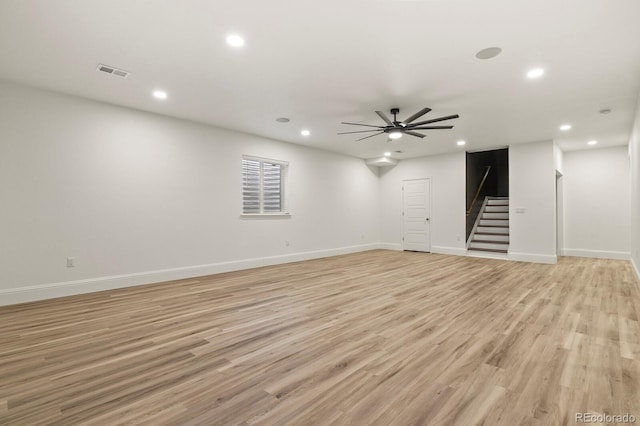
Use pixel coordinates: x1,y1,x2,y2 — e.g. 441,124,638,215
1,250,639,425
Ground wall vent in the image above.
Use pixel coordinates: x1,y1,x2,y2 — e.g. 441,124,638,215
97,64,130,78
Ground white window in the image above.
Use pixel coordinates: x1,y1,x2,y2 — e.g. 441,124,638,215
241,156,289,216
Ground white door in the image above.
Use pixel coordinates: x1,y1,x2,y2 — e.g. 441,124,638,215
402,178,431,252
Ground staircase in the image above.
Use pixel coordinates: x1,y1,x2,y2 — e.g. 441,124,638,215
468,197,509,254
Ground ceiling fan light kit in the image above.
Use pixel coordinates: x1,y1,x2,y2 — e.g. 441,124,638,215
338,107,459,141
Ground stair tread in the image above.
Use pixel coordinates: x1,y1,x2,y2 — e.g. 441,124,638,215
477,225,509,228
475,232,510,236
468,247,509,253
471,239,509,244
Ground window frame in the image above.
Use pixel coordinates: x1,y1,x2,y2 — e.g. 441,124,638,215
240,155,291,218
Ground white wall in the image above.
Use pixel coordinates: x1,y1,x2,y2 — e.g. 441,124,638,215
630,91,640,279
378,152,466,255
2,80,633,305
509,141,557,263
561,146,630,259
0,82,380,304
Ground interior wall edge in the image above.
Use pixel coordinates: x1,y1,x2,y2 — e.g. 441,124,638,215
0,242,381,306
632,257,640,286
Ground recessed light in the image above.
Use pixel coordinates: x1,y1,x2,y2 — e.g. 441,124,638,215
301,129,310,136
587,140,598,145
560,124,572,131
475,47,502,60
153,90,168,100
389,131,402,140
457,140,466,146
276,117,290,123
526,68,545,79
384,152,391,157
226,34,245,47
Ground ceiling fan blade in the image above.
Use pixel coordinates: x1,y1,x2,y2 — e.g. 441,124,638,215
375,111,393,126
341,122,385,129
408,125,454,130
402,107,432,125
337,129,383,135
408,114,460,127
357,132,384,141
404,130,426,138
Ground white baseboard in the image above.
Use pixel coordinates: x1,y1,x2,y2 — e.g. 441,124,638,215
560,248,630,260
467,251,508,261
431,246,467,256
379,243,402,251
0,243,380,306
377,244,466,256
508,252,558,264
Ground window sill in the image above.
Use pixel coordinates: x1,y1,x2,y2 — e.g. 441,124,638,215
240,213,292,219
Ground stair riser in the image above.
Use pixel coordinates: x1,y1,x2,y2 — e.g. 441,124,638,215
482,212,509,219
473,234,509,242
485,206,509,213
487,200,509,206
480,219,509,226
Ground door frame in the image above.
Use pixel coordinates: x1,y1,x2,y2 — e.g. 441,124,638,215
401,177,432,252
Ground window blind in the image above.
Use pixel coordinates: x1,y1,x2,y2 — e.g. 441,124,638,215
242,157,287,214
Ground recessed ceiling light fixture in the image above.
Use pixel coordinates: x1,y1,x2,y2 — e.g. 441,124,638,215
384,152,391,157
276,117,290,123
153,90,168,100
457,140,466,146
526,68,545,79
560,124,572,131
389,131,403,140
587,140,598,145
301,129,310,136
475,47,502,60
226,34,245,47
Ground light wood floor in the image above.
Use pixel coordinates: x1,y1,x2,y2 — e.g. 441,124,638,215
1,251,639,425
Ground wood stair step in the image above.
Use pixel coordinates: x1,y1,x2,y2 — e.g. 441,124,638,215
468,247,509,254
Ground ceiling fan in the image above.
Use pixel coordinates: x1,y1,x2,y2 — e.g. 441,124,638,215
338,107,459,141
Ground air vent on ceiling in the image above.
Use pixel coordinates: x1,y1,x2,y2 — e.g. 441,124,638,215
97,64,130,78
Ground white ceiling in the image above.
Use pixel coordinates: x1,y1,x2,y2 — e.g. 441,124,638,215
1,0,639,160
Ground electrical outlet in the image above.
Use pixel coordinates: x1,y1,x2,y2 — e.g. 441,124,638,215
285,241,290,247
457,236,461,241
66,257,75,268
